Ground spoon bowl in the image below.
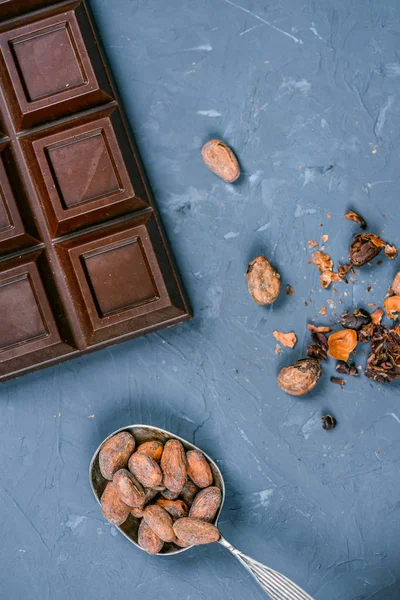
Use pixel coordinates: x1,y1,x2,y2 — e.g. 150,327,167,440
89,424,224,555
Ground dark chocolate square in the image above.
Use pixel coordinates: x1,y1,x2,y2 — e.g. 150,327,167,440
28,113,147,236
0,256,61,361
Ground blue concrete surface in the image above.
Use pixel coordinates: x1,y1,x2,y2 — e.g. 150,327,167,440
1,0,400,598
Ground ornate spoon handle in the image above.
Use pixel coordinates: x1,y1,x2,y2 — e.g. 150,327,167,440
219,536,314,600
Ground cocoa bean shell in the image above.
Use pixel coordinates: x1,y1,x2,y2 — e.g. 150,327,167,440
130,507,144,518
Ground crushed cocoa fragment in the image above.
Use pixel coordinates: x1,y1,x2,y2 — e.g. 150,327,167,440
336,362,359,376
338,263,352,279
341,308,371,331
308,240,319,248
312,250,333,272
349,233,386,267
371,308,384,325
307,324,332,333
286,284,295,296
322,415,337,430
307,344,327,361
320,270,341,289
344,210,367,229
328,329,358,361
384,296,400,320
273,330,297,348
365,324,400,382
319,306,327,316
330,376,346,386
384,244,397,260
391,272,400,295
321,234,329,243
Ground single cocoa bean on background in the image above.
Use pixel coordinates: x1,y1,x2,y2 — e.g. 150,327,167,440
277,358,322,396
99,431,136,480
246,256,281,305
201,139,240,183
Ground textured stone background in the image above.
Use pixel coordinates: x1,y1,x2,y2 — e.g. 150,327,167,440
1,0,400,598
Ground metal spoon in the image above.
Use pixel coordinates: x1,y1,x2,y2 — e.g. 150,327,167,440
89,424,314,600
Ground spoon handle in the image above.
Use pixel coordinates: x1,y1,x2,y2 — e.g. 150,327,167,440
219,536,314,600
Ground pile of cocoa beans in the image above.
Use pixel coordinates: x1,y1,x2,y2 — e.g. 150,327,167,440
99,431,221,554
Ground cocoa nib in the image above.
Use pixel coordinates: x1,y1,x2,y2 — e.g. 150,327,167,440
336,362,359,376
338,263,352,279
349,233,386,267
322,415,337,430
307,330,328,361
341,308,371,331
307,344,327,361
344,210,367,229
286,284,295,296
330,376,346,386
365,325,400,383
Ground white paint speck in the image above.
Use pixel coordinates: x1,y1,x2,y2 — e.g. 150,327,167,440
256,223,270,232
252,488,274,508
65,515,86,530
196,109,222,118
309,23,323,40
187,44,213,51
294,203,317,218
301,413,319,440
18,549,26,553
321,118,329,129
249,170,262,187
374,95,395,137
223,0,303,44
97,528,104,535
279,78,311,97
224,231,240,239
387,412,400,425
172,366,178,373
110,528,118,537
385,63,400,78
303,168,315,187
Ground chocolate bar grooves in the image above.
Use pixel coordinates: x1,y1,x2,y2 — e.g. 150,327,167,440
0,0,191,382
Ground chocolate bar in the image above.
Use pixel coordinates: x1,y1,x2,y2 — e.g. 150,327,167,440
0,1,191,382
